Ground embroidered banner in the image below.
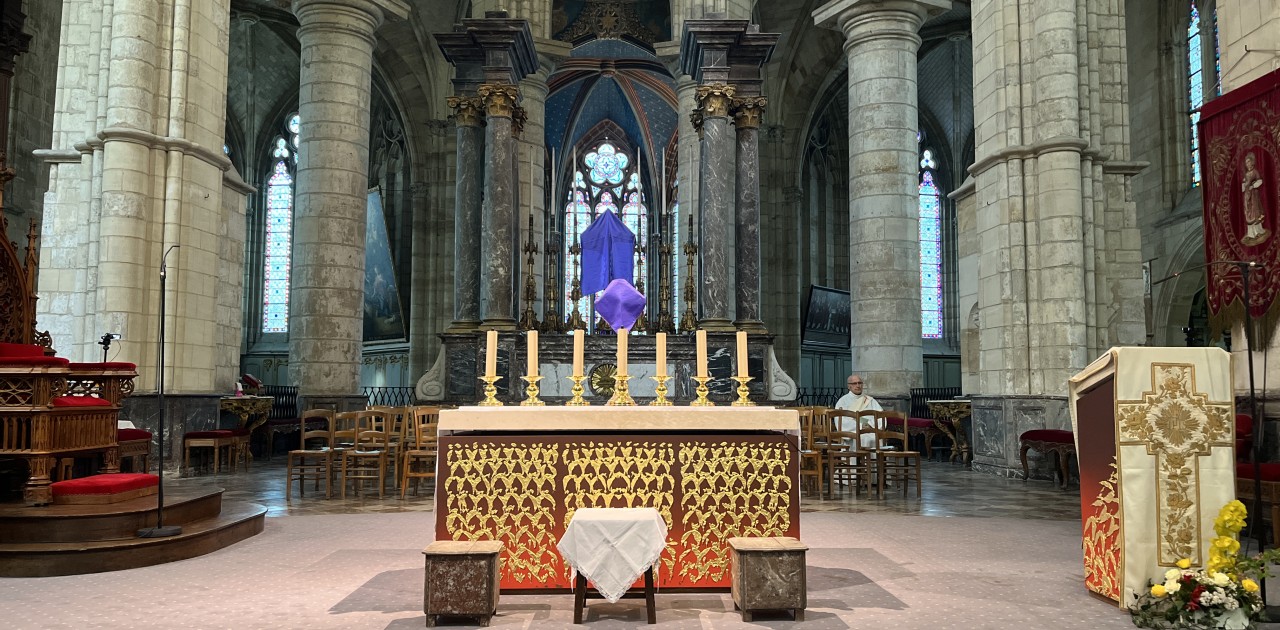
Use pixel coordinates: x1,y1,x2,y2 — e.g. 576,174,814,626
1201,69,1280,325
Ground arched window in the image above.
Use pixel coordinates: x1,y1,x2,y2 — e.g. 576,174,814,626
563,141,648,330
919,148,943,339
1188,0,1220,186
262,113,299,333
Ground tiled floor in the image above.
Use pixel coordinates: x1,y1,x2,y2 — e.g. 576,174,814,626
198,455,1082,521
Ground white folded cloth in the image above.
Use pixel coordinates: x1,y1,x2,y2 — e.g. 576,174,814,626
556,507,667,603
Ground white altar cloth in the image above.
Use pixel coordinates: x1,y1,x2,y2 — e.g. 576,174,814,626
556,507,668,603
438,406,800,437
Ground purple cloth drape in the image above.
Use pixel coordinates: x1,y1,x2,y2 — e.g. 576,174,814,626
580,210,635,295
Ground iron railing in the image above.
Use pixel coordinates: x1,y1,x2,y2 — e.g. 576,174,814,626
364,386,416,407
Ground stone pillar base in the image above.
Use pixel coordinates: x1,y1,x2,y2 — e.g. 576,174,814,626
698,318,736,332
480,318,519,332
445,320,482,334
121,394,224,472
733,319,768,334
969,395,1071,479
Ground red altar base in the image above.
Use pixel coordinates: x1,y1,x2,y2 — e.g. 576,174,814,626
434,432,800,591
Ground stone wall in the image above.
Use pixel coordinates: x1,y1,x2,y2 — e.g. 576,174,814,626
1218,0,1279,92
4,0,61,250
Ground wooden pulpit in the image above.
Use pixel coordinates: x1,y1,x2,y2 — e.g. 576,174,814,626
1069,347,1235,605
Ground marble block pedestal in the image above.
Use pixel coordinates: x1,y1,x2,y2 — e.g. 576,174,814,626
423,540,503,627
728,536,808,622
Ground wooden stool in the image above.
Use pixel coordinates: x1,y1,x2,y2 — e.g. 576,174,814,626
183,430,236,475
728,537,808,622
422,540,502,627
573,567,656,625
1019,429,1076,489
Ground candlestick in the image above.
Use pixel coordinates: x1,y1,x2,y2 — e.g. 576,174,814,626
690,375,714,406
526,330,538,378
731,375,754,406
695,329,708,378
607,373,635,406
478,375,503,406
572,329,584,376
650,375,672,406
736,330,748,378
616,327,628,376
655,332,667,376
520,375,544,406
566,374,589,406
485,329,498,378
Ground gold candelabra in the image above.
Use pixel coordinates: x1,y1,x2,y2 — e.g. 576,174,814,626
690,375,714,406
566,374,589,406
731,376,755,406
657,237,675,333
680,229,698,333
520,375,544,406
650,375,672,406
518,215,541,331
541,231,564,333
478,375,503,406
607,373,636,406
567,239,586,330
633,240,649,333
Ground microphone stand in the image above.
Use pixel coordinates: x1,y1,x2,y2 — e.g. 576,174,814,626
138,245,182,538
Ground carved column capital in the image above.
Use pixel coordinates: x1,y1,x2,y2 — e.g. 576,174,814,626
446,96,485,127
476,83,521,118
731,96,768,129
693,83,736,118
511,105,528,137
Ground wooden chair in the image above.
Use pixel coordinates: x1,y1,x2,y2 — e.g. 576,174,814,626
400,406,441,498
872,411,923,498
825,425,875,498
341,427,390,498
286,409,335,499
796,407,824,496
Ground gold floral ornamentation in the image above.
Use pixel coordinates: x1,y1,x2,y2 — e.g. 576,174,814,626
445,95,484,127
694,84,735,119
731,96,768,130
1082,462,1122,601
589,363,617,397
476,83,520,119
1117,364,1234,565
677,441,792,582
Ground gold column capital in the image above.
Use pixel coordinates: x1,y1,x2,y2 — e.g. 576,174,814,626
477,82,521,118
731,96,768,129
693,83,736,118
446,95,485,127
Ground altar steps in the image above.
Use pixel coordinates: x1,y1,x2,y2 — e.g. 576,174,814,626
0,485,265,577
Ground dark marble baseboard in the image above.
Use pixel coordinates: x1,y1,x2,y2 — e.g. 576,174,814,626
969,395,1071,479
121,394,223,471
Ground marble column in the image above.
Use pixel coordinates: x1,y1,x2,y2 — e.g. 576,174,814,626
478,82,520,330
813,0,947,397
289,0,409,398
693,84,737,330
732,97,766,333
447,96,484,331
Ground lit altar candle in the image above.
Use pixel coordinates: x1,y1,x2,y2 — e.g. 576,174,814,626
695,329,708,378
655,332,667,377
616,327,628,375
485,329,498,378
527,330,538,378
572,329,584,377
736,330,748,377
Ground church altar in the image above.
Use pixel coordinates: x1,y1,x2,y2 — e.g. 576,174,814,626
433,406,801,591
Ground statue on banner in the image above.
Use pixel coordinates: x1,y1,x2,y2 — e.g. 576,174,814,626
1241,152,1269,246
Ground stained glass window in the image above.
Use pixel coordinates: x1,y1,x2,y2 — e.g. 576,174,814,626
919,149,943,339
262,113,300,333
1188,2,1204,186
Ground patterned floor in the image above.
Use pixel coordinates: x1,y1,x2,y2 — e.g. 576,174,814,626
204,456,1082,521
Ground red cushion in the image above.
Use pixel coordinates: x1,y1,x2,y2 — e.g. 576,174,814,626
1020,429,1074,443
117,428,152,441
226,428,251,436
52,395,111,407
1238,463,1280,482
69,362,137,370
907,417,936,428
0,342,47,357
184,430,234,439
51,473,158,496
0,355,69,367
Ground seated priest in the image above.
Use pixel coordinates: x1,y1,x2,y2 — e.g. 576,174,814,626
835,374,882,448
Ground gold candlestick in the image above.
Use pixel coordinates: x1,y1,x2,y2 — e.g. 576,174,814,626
690,375,714,406
566,375,589,406
650,375,672,406
520,375,545,406
731,376,755,406
607,374,636,406
478,375,503,406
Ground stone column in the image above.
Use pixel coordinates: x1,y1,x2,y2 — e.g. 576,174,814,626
692,83,736,330
289,0,408,400
478,82,520,330
446,96,484,331
732,97,766,333
674,75,701,328
813,0,946,398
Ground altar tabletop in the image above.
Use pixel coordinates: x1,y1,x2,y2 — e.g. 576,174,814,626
438,406,800,436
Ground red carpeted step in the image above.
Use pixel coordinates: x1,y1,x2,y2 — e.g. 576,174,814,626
52,473,159,505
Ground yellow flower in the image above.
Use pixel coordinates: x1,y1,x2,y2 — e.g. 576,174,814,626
1176,558,1192,569
1243,579,1260,592
1151,584,1168,597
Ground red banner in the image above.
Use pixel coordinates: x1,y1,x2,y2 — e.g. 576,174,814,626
1202,69,1280,320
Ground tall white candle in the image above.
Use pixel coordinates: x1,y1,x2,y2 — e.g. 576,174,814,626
572,329,584,377
656,332,667,377
616,327,628,376
695,329,708,378
526,330,538,378
736,330,748,378
485,329,498,378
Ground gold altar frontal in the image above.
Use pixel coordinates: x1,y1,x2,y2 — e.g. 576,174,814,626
434,406,801,591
